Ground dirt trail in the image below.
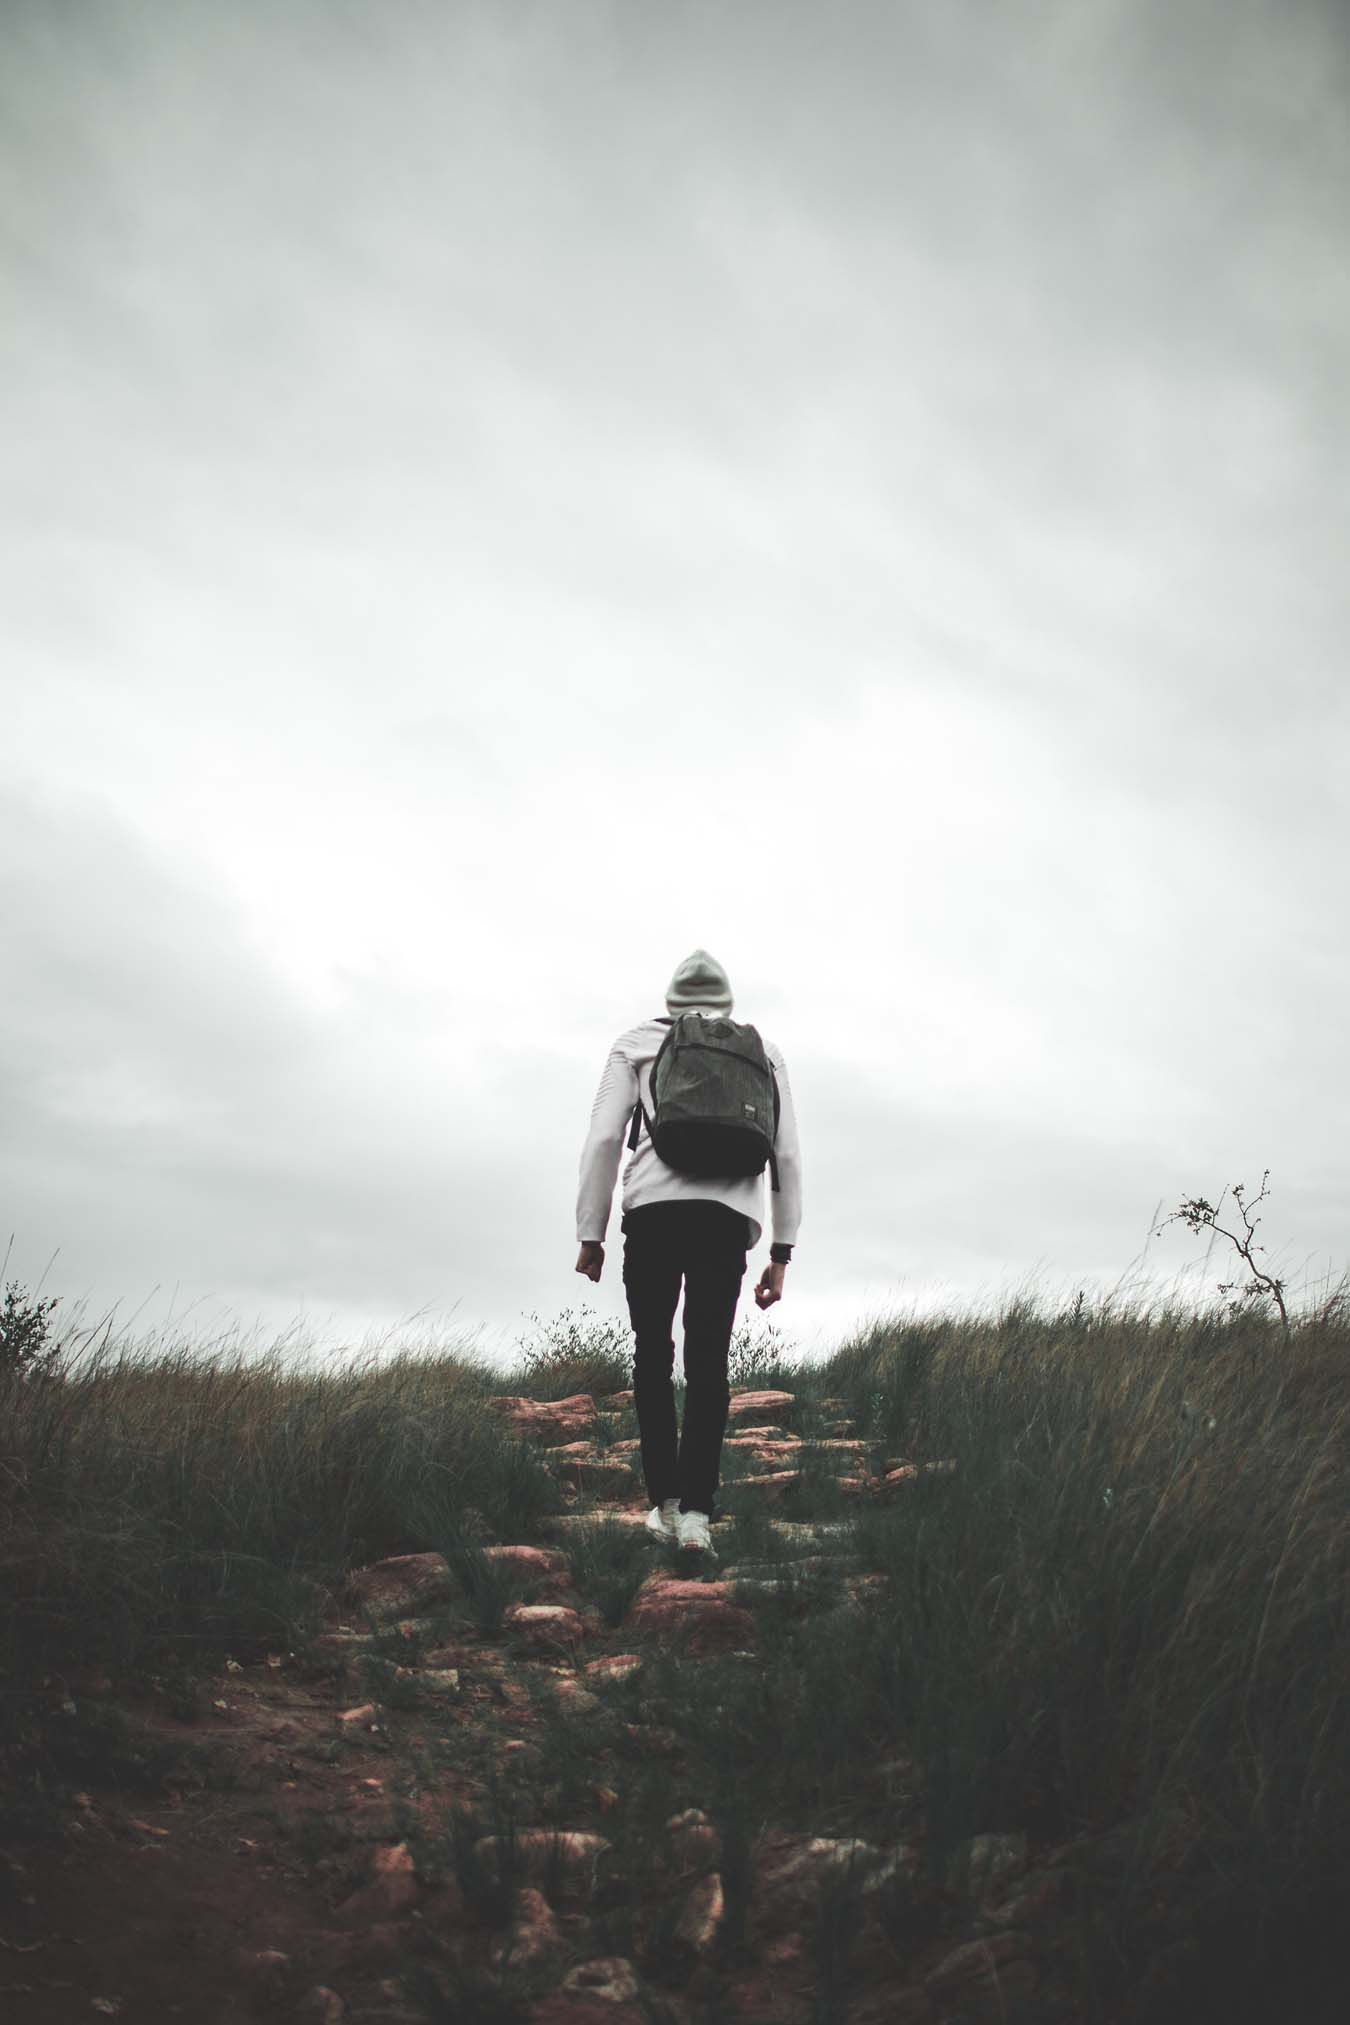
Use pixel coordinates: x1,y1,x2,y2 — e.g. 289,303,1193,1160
1,1389,1073,2025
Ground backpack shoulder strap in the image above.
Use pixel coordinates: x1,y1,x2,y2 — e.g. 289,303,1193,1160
628,1018,674,1149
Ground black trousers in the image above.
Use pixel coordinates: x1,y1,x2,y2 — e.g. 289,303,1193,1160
621,1199,752,1521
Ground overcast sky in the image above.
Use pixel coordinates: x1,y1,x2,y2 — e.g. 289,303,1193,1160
3,0,1347,1370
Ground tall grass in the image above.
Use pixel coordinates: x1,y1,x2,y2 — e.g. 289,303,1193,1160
825,1294,1350,2014
2,1290,1347,2019
0,1330,552,1673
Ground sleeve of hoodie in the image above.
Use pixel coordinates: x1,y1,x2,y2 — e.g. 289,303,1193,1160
769,1045,803,1246
576,1036,639,1243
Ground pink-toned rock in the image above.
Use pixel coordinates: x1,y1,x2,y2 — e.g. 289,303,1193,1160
240,1947,291,1995
748,1445,807,1470
552,1440,599,1457
487,1394,600,1446
877,1459,958,1497
625,1574,757,1655
673,1871,724,1952
754,1834,890,1918
600,1389,634,1409
560,1958,640,2003
503,1603,588,1651
482,1544,573,1585
584,1653,643,1683
390,1664,461,1697
473,1829,611,1892
607,1437,642,1456
297,1990,346,2023
337,1841,418,1920
552,1676,603,1715
540,1508,651,1539
725,1390,797,1421
342,1551,455,1624
490,1885,566,1974
338,1702,377,1725
547,1455,640,1499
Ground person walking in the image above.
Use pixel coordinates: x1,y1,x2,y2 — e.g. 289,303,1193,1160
574,949,803,1557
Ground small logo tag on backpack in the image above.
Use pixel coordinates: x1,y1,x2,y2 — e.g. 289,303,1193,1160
743,1103,757,1118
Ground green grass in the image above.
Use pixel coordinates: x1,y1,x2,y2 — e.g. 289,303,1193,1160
2,1291,1347,2020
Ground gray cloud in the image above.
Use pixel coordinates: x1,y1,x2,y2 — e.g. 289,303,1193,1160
2,0,1347,1361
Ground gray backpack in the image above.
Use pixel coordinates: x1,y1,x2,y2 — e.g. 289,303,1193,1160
627,1013,781,1191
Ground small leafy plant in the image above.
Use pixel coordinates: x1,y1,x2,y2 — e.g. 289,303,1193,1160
1165,1170,1290,1337
0,1281,62,1382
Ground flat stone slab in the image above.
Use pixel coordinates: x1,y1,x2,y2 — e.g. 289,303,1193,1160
725,1390,797,1420
878,1460,958,1491
472,1829,611,1891
537,1509,655,1539
762,1520,857,1544
722,1436,801,1455
545,1455,640,1498
485,1394,599,1446
625,1573,757,1655
584,1653,643,1683
542,1514,732,1539
342,1552,456,1625
480,1545,571,1582
502,1603,589,1651
387,1665,462,1698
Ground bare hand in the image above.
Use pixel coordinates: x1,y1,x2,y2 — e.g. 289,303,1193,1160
754,1262,786,1310
576,1242,604,1283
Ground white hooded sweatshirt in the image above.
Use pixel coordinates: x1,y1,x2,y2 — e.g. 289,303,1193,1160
575,1011,803,1251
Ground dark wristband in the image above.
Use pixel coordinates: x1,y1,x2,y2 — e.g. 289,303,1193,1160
769,1243,793,1264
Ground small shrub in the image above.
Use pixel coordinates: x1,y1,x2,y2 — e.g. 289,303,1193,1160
728,1317,796,1389
0,1282,62,1382
513,1307,631,1397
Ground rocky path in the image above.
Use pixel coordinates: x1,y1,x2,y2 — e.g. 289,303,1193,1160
1,1388,1081,2025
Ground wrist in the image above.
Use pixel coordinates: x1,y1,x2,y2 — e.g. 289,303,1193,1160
769,1243,793,1265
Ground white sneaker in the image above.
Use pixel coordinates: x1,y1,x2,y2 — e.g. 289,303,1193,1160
645,1499,683,1541
675,1508,716,1556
